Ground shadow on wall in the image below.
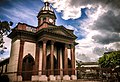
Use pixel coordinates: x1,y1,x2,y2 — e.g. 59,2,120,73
0,75,9,82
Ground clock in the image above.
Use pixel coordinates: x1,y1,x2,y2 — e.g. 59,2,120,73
49,18,53,23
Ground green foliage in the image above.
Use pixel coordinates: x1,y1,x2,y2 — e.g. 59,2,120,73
0,21,13,54
76,61,82,68
98,51,120,68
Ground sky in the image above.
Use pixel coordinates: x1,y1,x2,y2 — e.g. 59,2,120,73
0,0,120,62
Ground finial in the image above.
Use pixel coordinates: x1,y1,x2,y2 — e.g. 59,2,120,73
44,2,50,6
44,0,48,2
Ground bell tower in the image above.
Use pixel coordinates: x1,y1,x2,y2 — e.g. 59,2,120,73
37,2,56,26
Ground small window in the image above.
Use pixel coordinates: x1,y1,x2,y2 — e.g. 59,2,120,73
43,17,46,22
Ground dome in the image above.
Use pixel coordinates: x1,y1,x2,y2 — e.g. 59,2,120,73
37,2,56,17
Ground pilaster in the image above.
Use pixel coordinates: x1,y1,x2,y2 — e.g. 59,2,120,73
34,42,40,75
17,40,24,75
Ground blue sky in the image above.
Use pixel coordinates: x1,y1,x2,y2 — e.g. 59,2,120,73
0,0,120,62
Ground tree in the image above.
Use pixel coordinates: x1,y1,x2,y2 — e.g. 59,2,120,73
98,51,120,68
76,60,82,68
98,51,120,81
0,21,13,54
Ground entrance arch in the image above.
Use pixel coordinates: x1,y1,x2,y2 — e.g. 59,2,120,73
22,54,35,81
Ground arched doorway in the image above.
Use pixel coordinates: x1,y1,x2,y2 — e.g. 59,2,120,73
22,54,35,81
46,54,58,76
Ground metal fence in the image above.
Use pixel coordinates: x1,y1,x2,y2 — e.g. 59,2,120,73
77,67,120,82
0,67,120,82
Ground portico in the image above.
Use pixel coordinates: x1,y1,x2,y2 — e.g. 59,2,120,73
40,39,76,76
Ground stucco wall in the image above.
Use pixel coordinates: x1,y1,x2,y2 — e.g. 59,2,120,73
23,42,36,59
7,40,20,73
39,44,42,75
60,48,63,75
7,40,20,81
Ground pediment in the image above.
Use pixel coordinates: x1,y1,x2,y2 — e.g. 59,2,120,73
37,26,77,39
52,29,68,36
47,27,77,38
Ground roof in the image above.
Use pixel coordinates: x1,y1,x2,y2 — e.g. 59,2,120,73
8,22,77,40
81,62,98,65
37,25,77,39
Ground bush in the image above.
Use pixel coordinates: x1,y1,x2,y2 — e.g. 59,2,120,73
0,75,9,82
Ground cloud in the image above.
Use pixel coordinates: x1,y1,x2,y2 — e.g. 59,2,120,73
2,7,38,26
48,0,96,20
88,8,120,45
92,11,120,33
44,0,120,20
71,0,120,61
92,32,120,44
106,42,120,50
93,47,114,56
43,0,82,20
76,53,91,62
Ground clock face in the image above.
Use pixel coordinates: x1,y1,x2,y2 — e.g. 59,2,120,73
49,18,53,23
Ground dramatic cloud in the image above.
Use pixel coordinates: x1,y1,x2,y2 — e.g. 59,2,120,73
92,32,120,44
76,53,92,62
48,0,120,61
92,11,120,33
44,0,82,20
45,0,120,20
111,42,120,50
93,47,114,56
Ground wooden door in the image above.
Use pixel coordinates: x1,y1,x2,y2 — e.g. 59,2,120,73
22,54,34,81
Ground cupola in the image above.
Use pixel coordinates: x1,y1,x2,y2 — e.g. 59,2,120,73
37,2,56,26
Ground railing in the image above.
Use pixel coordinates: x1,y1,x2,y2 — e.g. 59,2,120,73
0,67,120,81
77,67,119,81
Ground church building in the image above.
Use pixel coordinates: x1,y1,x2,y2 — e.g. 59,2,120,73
0,2,77,81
